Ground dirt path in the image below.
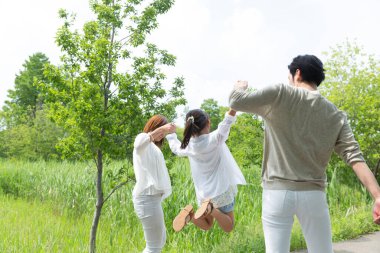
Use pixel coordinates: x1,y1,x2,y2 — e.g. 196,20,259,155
293,231,380,253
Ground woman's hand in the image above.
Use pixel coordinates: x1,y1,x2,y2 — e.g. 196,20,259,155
373,197,380,225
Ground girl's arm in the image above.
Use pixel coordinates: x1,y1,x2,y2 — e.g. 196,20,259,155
166,133,189,157
149,123,176,142
213,109,237,144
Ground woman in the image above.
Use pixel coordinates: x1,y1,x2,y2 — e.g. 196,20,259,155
132,115,175,253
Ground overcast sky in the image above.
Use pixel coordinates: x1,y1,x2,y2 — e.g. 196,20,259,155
1,0,380,119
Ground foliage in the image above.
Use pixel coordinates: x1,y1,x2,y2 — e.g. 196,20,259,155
200,98,231,131
200,98,223,131
321,40,380,179
41,0,185,160
0,110,64,160
0,53,65,160
228,113,264,168
39,1,185,251
1,53,50,128
0,159,378,252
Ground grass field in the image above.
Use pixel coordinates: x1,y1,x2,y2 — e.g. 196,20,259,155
0,159,379,252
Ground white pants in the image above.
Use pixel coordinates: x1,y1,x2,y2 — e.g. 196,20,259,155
262,189,333,253
133,194,166,253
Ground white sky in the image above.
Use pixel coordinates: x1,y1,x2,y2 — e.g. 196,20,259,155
1,0,380,120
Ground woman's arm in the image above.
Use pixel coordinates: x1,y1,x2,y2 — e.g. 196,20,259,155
133,133,151,151
166,133,190,157
134,123,176,151
351,161,380,224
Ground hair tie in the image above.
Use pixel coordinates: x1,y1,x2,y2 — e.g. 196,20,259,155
187,116,194,124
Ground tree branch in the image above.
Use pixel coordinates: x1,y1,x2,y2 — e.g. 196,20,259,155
106,25,116,91
102,179,131,205
117,34,132,44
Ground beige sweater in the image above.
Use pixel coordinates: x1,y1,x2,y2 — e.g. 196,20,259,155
229,83,365,191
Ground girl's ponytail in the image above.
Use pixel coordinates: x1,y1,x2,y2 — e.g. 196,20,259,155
181,118,194,149
180,110,209,149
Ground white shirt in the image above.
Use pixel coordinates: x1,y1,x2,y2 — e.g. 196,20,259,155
132,133,172,200
166,113,246,205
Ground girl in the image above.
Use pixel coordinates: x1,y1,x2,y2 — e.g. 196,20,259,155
132,115,175,253
166,108,246,232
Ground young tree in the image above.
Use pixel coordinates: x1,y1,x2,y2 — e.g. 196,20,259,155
41,0,185,252
321,40,380,178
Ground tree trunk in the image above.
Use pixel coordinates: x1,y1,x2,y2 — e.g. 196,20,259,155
89,149,104,253
89,15,114,252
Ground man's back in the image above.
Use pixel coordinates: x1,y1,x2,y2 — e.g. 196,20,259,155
229,83,364,191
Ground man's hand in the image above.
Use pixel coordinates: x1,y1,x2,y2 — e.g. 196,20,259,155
235,80,248,91
351,161,380,225
373,197,380,225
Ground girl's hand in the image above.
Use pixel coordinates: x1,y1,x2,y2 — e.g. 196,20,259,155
163,122,176,134
228,109,236,116
149,123,175,142
373,197,380,225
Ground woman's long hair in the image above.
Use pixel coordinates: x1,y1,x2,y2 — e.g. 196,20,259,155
143,115,168,147
181,109,209,149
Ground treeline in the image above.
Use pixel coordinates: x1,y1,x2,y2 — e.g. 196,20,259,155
0,52,264,164
0,41,379,179
0,53,63,160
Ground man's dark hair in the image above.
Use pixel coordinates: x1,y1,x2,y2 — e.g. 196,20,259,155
288,55,325,86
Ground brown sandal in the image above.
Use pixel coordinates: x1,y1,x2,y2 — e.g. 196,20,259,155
194,199,213,219
173,205,193,232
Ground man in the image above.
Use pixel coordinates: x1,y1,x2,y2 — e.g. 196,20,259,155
229,55,380,253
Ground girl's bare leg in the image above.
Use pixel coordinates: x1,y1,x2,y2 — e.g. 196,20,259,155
211,209,234,232
191,214,214,230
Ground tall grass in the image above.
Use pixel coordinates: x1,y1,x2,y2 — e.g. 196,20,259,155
0,159,378,252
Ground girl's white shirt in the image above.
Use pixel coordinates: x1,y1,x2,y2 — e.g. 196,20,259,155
132,133,172,200
166,113,246,205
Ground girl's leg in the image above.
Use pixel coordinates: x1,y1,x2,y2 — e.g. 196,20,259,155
191,214,214,230
133,195,166,253
195,200,235,232
210,209,234,232
262,189,295,253
296,191,333,253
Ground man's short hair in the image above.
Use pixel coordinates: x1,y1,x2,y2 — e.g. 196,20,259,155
288,55,325,86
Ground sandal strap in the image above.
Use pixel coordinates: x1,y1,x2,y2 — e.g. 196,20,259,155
182,205,193,214
204,201,213,215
